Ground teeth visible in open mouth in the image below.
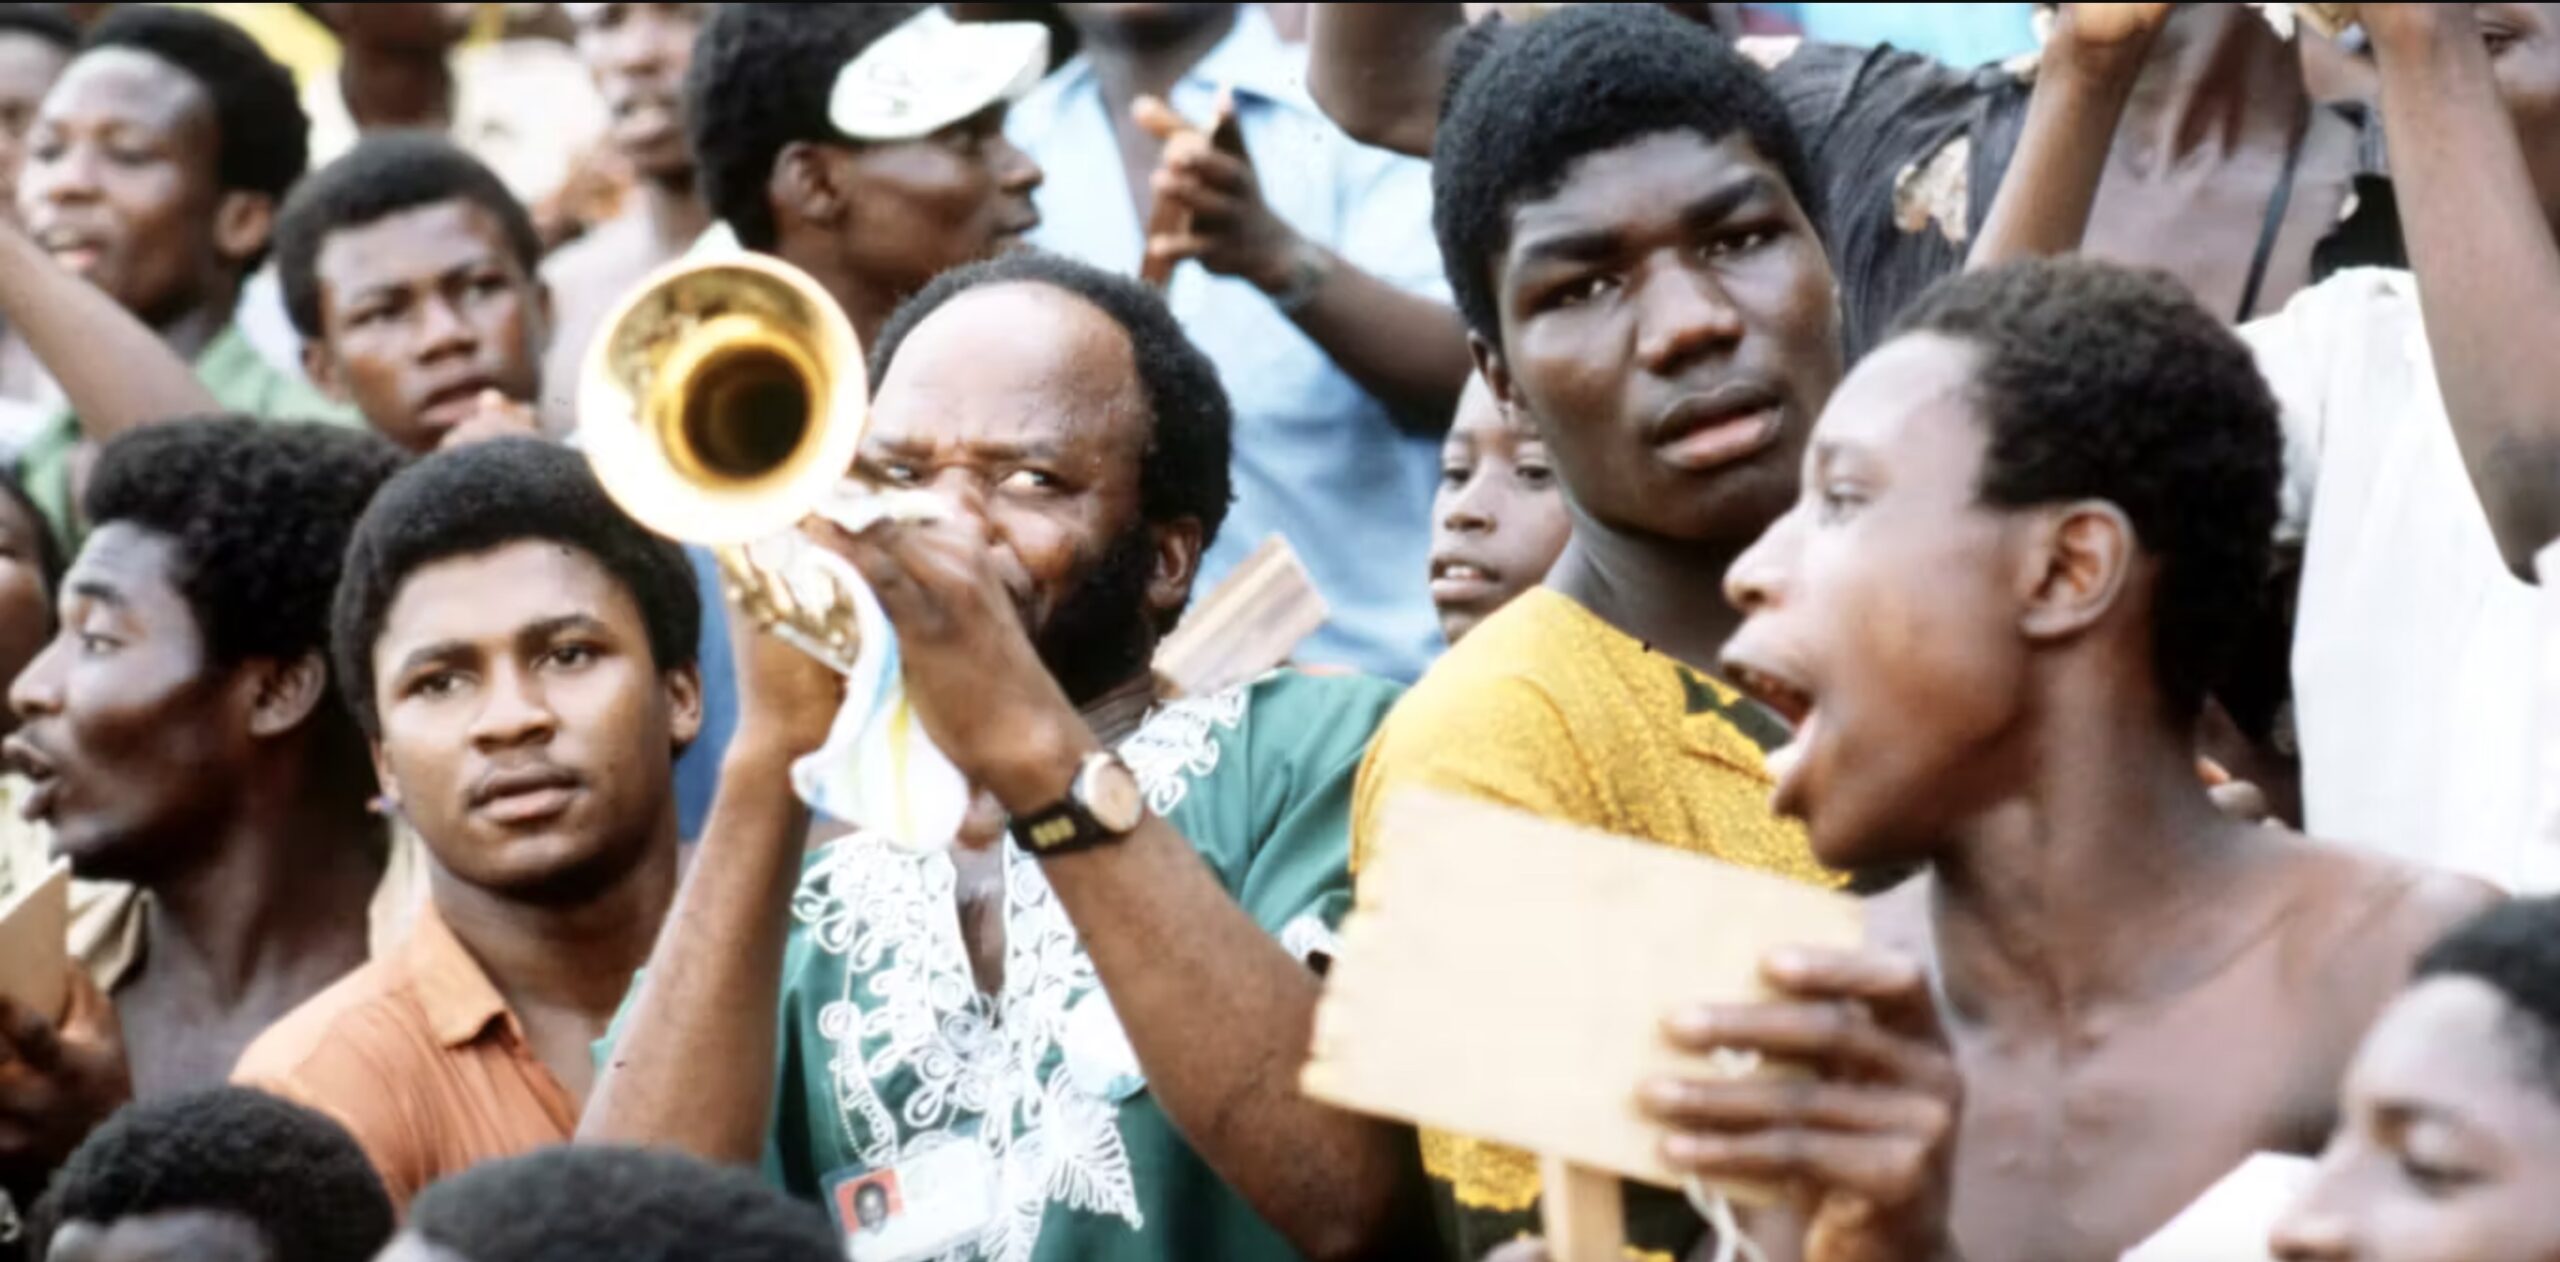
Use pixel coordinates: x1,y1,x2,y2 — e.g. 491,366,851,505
1727,662,1813,727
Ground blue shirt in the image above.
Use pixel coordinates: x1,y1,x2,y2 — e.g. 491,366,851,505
671,546,740,841
1007,8,1450,682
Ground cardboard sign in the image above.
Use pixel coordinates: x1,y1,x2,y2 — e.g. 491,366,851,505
1152,535,1328,698
0,859,68,1021
1303,790,1864,1196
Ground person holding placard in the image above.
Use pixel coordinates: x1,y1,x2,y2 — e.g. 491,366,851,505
1697,257,2497,1262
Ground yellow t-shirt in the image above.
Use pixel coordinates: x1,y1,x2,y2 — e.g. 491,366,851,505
1350,586,1837,1259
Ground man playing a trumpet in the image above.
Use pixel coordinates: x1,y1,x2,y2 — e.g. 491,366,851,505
585,251,1439,1262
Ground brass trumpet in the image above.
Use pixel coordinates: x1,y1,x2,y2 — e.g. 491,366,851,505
579,252,875,673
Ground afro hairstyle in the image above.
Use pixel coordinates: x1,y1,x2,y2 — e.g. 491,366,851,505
869,248,1234,547
1431,3,1821,347
2417,896,2560,1096
404,1145,839,1262
0,4,76,53
329,437,700,738
684,2,923,251
1885,257,2283,719
84,416,406,678
79,6,308,263
32,1087,393,1262
274,130,545,339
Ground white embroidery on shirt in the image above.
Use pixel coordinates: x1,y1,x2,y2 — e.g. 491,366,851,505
791,686,1252,1262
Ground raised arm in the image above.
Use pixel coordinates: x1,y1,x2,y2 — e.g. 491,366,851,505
1138,96,1469,432
1306,2,1469,158
1964,4,2171,269
825,514,1435,1262
576,608,835,1162
0,219,216,440
2360,3,2560,579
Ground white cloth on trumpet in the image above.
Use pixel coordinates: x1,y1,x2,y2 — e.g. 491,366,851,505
787,497,971,851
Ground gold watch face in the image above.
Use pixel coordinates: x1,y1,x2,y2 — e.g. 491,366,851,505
1081,755,1146,834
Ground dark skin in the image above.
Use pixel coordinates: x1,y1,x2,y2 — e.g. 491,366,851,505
1973,2,2560,580
1062,1,1469,430
581,282,1434,1262
762,106,1044,349
0,526,380,1193
304,199,550,454
0,489,54,730
1483,128,1842,673
1703,334,2499,1262
1306,3,2354,321
1429,373,1569,645
309,3,469,135
0,48,238,468
369,540,700,1104
2273,977,2560,1262
0,30,69,219
542,2,710,437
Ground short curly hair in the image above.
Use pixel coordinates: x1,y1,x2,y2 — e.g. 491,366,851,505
1887,258,2283,718
80,6,308,263
685,2,922,251
870,249,1234,547
330,438,701,739
1432,4,1821,347
32,1087,394,1262
274,131,545,339
85,418,405,678
0,3,77,53
406,1145,839,1262
2417,897,2560,1094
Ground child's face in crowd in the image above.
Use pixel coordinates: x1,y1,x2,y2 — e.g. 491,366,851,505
2272,976,2560,1262
305,198,549,454
0,488,52,729
1430,374,1568,645
1480,128,1841,553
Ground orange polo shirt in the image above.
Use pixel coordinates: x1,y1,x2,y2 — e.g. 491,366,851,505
232,902,577,1210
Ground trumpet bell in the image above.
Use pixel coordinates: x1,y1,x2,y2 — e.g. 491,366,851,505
578,252,870,546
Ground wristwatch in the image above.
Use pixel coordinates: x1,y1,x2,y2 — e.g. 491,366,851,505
1010,751,1147,856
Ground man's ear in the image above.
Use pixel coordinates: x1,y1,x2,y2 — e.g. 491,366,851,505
2017,500,2137,644
1469,331,1516,414
246,650,330,739
304,337,351,402
768,141,852,236
211,190,276,268
367,734,401,814
1146,516,1206,627
663,660,705,754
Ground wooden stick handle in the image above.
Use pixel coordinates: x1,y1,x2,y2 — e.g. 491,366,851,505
1538,1156,1625,1262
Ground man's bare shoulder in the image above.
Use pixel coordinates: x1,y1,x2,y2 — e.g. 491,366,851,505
2262,831,2503,1015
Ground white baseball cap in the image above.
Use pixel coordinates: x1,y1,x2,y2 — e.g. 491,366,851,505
828,7,1051,143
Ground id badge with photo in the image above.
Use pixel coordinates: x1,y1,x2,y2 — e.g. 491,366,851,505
825,1133,1000,1262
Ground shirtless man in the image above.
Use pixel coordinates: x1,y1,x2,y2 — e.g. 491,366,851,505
1669,257,2500,1261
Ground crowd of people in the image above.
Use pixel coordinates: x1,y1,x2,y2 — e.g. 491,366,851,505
0,2,2549,1260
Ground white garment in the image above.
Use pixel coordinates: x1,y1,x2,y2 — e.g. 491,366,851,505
2240,268,2549,890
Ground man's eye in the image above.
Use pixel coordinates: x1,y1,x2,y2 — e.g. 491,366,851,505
1001,468,1060,492
1816,483,1866,522
1705,227,1778,259
411,671,463,699
1548,274,1617,309
1515,461,1556,490
1439,462,1473,488
76,632,115,657
546,644,598,670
